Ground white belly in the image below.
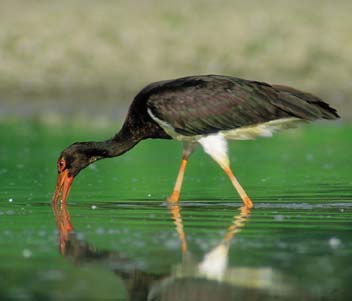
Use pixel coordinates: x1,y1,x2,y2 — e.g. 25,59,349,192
147,108,302,142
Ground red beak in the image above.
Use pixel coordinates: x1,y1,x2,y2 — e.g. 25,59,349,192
52,169,74,205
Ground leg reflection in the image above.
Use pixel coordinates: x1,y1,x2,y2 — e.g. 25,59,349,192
167,203,251,281
168,203,188,254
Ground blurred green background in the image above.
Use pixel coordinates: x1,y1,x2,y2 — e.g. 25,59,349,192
0,0,350,123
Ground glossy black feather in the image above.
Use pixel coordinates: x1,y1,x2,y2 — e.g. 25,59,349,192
138,75,339,136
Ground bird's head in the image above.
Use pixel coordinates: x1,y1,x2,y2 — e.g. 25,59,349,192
52,142,106,205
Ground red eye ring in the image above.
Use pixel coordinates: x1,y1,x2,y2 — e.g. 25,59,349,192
57,158,66,172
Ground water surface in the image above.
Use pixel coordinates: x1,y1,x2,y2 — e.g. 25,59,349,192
0,121,351,300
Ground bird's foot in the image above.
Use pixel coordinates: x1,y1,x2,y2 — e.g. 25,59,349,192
167,191,180,203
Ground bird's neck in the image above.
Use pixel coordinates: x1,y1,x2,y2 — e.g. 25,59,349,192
101,130,141,158
79,131,140,163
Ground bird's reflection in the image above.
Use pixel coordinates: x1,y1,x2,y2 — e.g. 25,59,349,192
167,204,250,281
53,203,294,300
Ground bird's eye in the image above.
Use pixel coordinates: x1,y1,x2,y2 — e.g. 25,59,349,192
57,159,66,172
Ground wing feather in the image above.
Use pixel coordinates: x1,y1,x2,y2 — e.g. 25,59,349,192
144,75,338,136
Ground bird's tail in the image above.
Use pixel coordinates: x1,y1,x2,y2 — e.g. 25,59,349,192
272,85,340,120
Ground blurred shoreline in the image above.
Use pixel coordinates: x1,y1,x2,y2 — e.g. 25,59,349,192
0,0,351,121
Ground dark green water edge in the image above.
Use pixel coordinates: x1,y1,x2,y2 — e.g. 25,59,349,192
0,120,351,300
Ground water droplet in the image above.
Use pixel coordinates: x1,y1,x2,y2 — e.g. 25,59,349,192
329,237,341,249
22,249,32,258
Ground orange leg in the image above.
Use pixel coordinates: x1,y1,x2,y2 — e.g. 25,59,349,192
168,143,196,203
223,166,253,208
168,156,188,203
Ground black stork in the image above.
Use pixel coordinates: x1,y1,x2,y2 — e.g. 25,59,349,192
52,75,339,208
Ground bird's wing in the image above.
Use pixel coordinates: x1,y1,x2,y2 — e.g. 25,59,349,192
146,75,338,136
271,84,339,120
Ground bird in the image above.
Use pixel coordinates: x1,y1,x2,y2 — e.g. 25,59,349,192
52,74,340,208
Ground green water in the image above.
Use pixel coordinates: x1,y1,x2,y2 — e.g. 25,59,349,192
0,121,351,300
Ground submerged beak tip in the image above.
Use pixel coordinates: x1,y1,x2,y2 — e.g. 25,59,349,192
52,170,74,205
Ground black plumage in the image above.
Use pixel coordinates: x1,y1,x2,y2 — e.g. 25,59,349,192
52,74,340,208
140,75,339,136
